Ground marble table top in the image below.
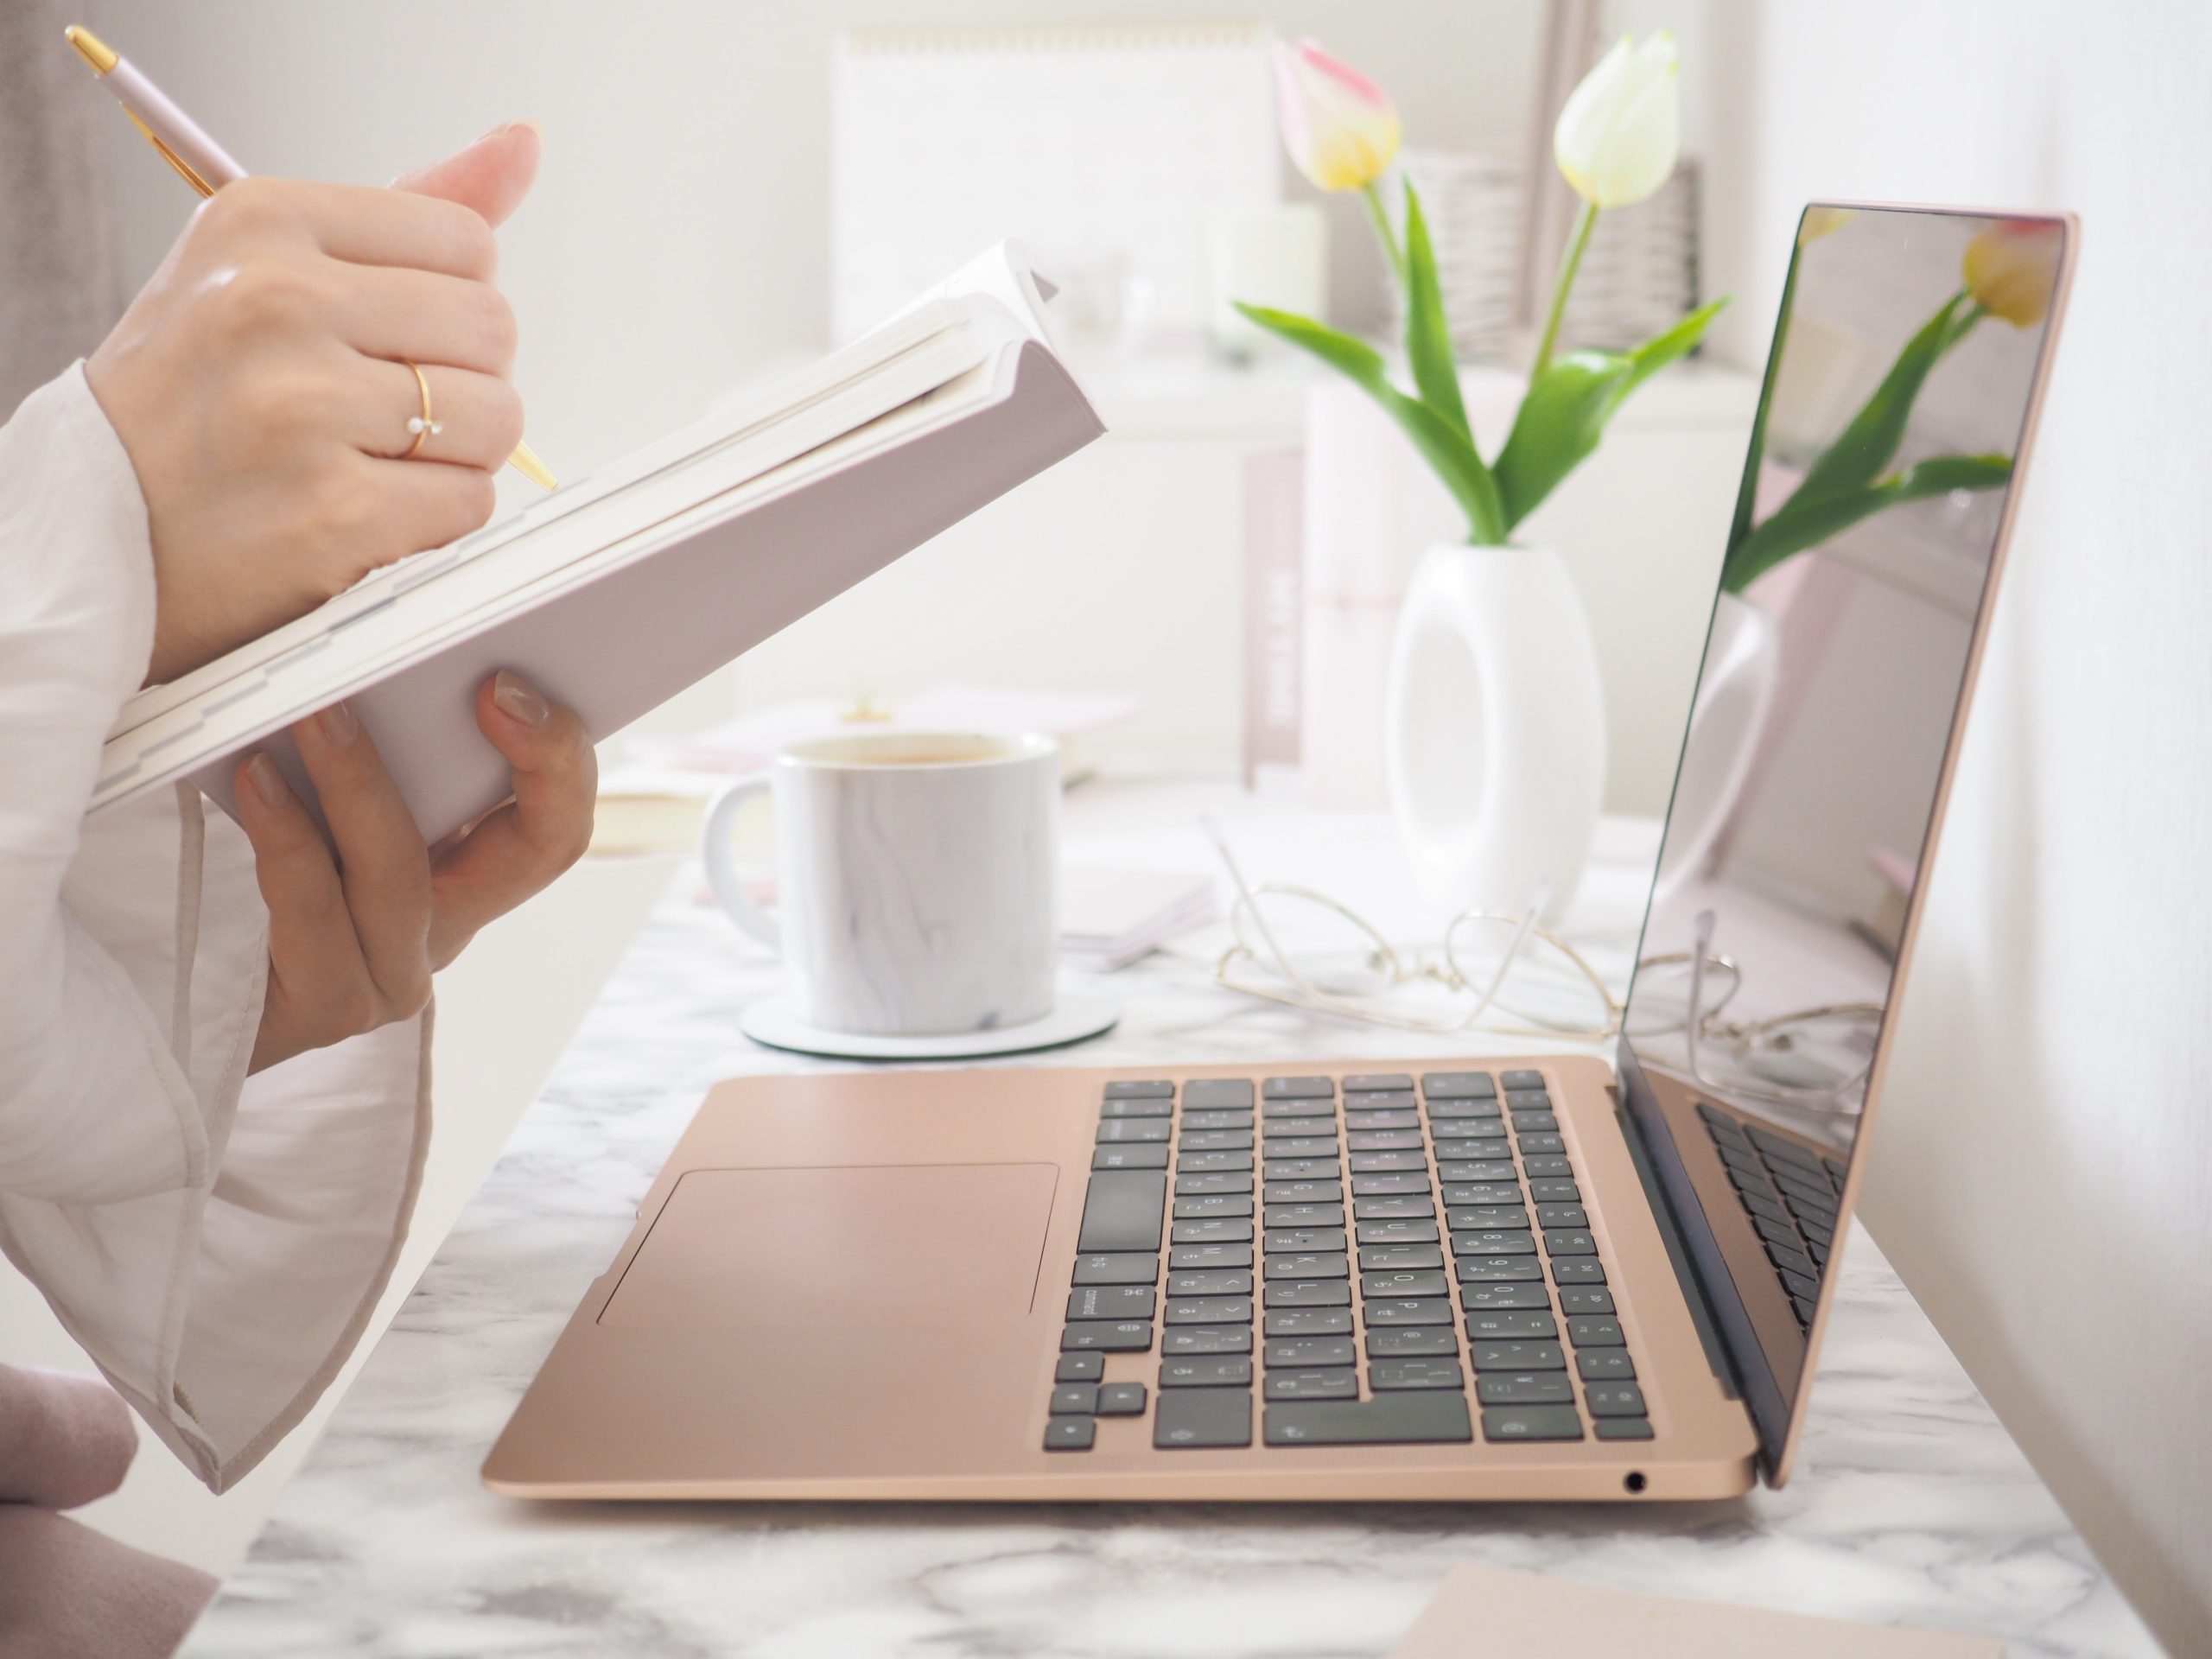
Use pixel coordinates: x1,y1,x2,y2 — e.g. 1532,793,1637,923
181,784,2158,1657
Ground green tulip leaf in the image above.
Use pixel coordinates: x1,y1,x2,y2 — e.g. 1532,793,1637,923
1721,451,2013,594
1493,296,1728,533
1400,181,1471,444
1234,301,1507,543
1791,288,1972,507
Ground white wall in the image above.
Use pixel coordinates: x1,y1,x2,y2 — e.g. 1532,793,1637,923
1698,5,2212,1651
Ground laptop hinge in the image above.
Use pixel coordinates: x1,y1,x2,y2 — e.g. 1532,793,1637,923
1612,1080,1738,1399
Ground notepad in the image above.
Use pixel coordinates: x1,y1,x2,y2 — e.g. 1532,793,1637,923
91,245,1103,843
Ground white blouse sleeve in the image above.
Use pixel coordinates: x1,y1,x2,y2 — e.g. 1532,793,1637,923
0,364,431,1492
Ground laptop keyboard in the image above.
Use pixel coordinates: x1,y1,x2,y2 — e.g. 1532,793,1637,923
1044,1071,1654,1453
1696,1103,1846,1329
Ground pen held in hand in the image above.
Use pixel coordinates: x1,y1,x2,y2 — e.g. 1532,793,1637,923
64,23,557,493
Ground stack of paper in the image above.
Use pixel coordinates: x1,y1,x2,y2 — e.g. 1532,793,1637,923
1059,868,1217,972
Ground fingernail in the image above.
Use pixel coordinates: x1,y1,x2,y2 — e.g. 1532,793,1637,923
485,118,542,143
245,753,290,808
317,701,359,747
493,670,550,727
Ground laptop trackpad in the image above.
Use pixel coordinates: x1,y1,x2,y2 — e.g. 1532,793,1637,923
599,1163,1059,1331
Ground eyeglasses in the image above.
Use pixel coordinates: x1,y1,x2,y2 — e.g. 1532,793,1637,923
1201,820,1883,1112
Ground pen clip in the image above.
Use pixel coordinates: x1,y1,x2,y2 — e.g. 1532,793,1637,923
124,108,215,199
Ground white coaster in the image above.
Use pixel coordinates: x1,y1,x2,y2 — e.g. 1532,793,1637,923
739,991,1119,1061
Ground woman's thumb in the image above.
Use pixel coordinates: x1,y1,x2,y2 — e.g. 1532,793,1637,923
391,121,541,229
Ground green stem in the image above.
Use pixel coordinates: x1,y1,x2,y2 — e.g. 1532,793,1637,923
1530,198,1599,379
1361,180,1406,290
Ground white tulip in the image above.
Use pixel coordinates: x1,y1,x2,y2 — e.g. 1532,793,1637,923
1554,32,1681,210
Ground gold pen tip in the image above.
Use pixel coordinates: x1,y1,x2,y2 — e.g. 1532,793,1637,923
508,439,557,491
65,24,118,74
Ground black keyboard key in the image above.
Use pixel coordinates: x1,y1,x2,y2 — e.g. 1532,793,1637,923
1180,1129,1255,1153
1364,1299,1454,1327
1519,1134,1567,1155
1446,1206,1529,1231
1453,1231,1537,1256
1594,1416,1654,1440
1792,1295,1819,1323
1154,1388,1252,1449
1263,1179,1342,1204
1567,1316,1624,1347
1351,1172,1430,1197
1753,1215,1802,1251
1509,1111,1560,1134
1766,1242,1816,1278
1476,1372,1574,1405
1159,1356,1251,1388
1166,1296,1254,1325
1422,1071,1497,1098
1461,1283,1550,1312
1077,1171,1166,1253
1044,1415,1096,1451
1549,1259,1606,1285
1360,1269,1448,1299
1263,1159,1340,1181
1051,1383,1099,1415
1174,1194,1253,1220
1482,1405,1582,1441
1577,1350,1636,1381
1430,1120,1507,1141
1363,1359,1470,1395
1071,1252,1159,1287
1740,1190,1793,1229
1061,1321,1152,1352
1184,1078,1255,1109
1503,1090,1551,1111
1172,1219,1253,1245
1092,1145,1170,1171
1543,1230,1598,1256
1500,1070,1545,1090
1350,1151,1428,1174
1265,1307,1352,1337
1169,1243,1253,1270
1365,1325,1457,1357
1261,1098,1336,1120
1265,1204,1345,1228
1264,1253,1350,1280
1528,1179,1580,1204
1802,1219,1834,1248
1343,1072,1414,1092
1265,1335,1355,1368
1346,1130,1424,1153
1751,1126,1823,1170
1267,1393,1472,1444
1443,1184,1522,1207
1357,1219,1440,1245
1344,1109,1420,1132
1056,1352,1103,1382
1183,1151,1255,1174
1096,1382,1147,1416
1586,1382,1646,1417
1176,1173,1253,1197
1102,1097,1173,1119
1181,1109,1255,1132
1459,1256,1542,1282
1262,1076,1335,1099
1169,1269,1252,1296
1264,1280,1351,1307
1358,1244,1445,1271
1465,1309,1558,1341
1105,1080,1174,1099
1780,1267,1821,1300
1471,1341,1565,1371
1163,1325,1252,1356
1264,1228,1347,1253
1067,1286,1156,1321
1262,1135,1340,1160
1821,1155,1848,1185
1344,1090,1419,1111
1521,1155,1573,1178
1264,1368,1357,1401
1440,1154,1517,1180
1535,1203,1588,1229
1355,1196,1436,1220
1097,1118,1172,1144
1559,1287,1615,1315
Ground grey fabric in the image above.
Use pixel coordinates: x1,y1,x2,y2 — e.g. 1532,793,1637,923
0,0,119,420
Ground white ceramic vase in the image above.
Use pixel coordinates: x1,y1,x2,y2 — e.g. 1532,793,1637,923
1650,590,1780,904
1386,543,1606,925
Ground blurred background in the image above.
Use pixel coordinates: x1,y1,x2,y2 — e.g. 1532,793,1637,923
5,3,2209,1651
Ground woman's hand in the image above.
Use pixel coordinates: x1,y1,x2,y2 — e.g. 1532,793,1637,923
87,125,542,686
233,671,596,1074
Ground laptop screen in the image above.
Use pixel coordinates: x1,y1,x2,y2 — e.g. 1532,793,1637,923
1617,205,2069,1473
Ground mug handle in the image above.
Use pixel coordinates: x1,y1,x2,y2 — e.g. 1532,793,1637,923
702,775,779,953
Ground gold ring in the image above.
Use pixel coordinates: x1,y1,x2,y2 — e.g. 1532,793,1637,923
400,360,443,459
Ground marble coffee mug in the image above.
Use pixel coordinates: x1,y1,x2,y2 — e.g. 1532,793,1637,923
702,731,1060,1036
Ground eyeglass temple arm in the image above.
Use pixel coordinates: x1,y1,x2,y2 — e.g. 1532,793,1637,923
1685,908,1717,1078
1199,815,1300,985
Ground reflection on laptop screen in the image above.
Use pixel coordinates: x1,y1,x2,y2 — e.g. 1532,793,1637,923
1623,206,2067,1443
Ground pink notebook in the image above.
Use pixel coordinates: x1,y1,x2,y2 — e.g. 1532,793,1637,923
92,245,1103,843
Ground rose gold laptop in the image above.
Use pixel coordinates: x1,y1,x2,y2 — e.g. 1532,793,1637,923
486,204,2075,1503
